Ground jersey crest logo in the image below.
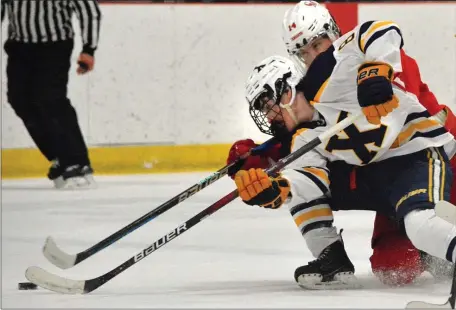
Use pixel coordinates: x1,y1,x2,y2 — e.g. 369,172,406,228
325,112,387,165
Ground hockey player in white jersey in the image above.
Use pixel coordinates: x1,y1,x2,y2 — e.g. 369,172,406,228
234,18,456,288
277,0,456,288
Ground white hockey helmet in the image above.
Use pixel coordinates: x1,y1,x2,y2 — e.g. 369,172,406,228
282,1,341,70
245,55,303,136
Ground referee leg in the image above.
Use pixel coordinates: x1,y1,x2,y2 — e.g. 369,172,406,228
32,40,91,169
5,40,58,162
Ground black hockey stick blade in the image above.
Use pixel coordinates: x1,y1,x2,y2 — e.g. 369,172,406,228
27,113,362,294
42,137,277,270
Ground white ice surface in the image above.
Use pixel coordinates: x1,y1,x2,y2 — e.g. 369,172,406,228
1,173,453,308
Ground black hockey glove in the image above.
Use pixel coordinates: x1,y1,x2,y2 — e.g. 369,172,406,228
357,62,399,125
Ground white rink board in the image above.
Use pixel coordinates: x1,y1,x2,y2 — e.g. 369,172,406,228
1,4,290,149
359,3,456,114
2,3,455,149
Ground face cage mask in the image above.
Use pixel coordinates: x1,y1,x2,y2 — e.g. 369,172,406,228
248,72,297,136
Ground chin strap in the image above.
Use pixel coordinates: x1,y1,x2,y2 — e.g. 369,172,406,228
280,86,299,125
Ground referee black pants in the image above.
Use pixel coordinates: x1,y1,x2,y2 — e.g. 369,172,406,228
4,39,90,168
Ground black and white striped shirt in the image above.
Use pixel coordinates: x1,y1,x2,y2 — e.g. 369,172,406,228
1,0,101,55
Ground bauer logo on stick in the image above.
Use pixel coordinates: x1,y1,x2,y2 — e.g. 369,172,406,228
134,224,188,262
178,168,228,203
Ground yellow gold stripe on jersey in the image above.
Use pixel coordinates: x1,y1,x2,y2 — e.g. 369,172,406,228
437,148,446,201
302,167,330,187
357,20,374,51
291,128,309,153
295,169,330,195
310,78,329,106
428,150,433,202
357,20,404,54
359,21,395,51
290,197,333,234
391,111,447,149
391,119,442,148
395,148,446,210
427,148,446,203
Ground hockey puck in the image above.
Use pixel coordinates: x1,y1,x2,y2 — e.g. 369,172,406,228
18,282,38,290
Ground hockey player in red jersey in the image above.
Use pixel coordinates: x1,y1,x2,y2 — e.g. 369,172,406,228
227,1,456,286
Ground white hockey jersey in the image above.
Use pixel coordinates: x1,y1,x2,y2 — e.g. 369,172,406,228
281,20,455,209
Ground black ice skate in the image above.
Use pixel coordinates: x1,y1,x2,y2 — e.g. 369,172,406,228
47,159,63,182
54,164,96,189
294,239,360,290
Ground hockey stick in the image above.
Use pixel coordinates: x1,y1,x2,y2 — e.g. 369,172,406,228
43,137,277,269
405,275,456,309
25,113,363,294
406,201,456,309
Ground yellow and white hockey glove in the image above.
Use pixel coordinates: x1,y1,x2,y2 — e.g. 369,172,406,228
357,62,399,125
234,168,291,209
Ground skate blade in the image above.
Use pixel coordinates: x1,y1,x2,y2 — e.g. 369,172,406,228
54,175,97,190
297,272,361,290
